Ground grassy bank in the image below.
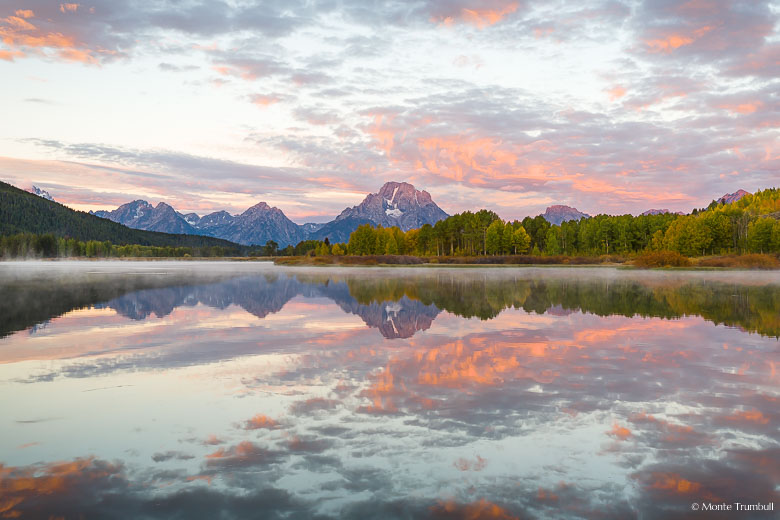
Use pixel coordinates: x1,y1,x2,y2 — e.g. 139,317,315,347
274,252,780,269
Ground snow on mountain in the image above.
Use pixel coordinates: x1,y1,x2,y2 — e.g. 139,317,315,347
28,186,54,202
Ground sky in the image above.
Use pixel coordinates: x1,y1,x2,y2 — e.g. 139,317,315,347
0,0,778,223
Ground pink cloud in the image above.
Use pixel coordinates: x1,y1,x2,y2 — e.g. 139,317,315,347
0,8,109,64
431,1,519,29
606,86,627,101
717,101,763,115
644,26,715,54
249,94,282,106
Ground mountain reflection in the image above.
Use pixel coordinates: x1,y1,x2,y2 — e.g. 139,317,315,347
2,266,779,339
0,264,777,520
95,275,440,339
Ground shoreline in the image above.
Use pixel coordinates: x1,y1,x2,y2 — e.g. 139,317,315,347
1,255,778,270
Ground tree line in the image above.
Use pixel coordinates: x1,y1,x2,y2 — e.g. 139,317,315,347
337,188,780,257
0,233,240,259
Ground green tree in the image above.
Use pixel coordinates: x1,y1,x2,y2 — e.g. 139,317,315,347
385,233,399,255
545,226,562,255
485,220,503,255
511,226,531,254
748,218,774,253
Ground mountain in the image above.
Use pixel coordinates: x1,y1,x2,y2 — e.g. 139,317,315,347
92,200,196,234
0,180,244,250
200,202,305,247
28,186,54,201
194,210,232,234
542,205,590,225
332,182,448,233
93,201,303,246
717,189,750,204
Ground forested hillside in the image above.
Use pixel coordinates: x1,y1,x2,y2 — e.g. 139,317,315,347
0,181,245,254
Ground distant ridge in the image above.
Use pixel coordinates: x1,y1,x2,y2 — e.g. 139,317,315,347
542,205,590,225
641,209,683,216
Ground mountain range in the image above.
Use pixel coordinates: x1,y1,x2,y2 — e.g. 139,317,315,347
18,179,755,248
92,181,450,247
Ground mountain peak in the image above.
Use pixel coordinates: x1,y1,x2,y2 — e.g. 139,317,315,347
717,189,750,204
542,205,590,225
242,201,279,216
248,201,271,210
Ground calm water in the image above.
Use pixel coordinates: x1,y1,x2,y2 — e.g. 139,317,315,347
0,261,777,519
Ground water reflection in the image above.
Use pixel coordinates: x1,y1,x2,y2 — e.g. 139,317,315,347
0,262,777,519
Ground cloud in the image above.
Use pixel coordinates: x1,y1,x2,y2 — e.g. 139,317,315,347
244,414,280,430
632,0,776,70
1,0,777,223
151,451,195,463
0,0,306,65
430,1,521,29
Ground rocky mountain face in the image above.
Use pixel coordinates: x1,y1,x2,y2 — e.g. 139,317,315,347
194,211,233,235
28,186,54,202
203,202,304,247
332,182,449,232
92,200,197,234
717,189,750,204
542,205,590,225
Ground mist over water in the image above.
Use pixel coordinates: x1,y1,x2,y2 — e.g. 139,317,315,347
1,261,777,519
